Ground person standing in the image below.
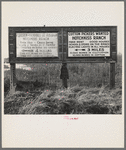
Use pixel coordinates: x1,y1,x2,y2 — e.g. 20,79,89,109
60,63,69,88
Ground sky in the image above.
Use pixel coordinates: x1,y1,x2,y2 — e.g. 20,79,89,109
2,2,124,59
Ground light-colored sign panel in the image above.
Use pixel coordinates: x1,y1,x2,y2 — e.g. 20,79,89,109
16,33,58,57
68,32,110,57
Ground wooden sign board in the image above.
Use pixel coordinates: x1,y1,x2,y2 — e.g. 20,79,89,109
16,33,58,58
9,26,117,63
68,31,110,57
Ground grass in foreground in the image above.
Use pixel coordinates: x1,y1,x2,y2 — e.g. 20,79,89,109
4,85,122,114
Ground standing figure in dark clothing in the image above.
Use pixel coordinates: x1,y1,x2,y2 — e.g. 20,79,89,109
60,63,69,88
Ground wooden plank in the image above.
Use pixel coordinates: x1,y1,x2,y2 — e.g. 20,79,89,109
110,63,115,89
9,60,113,63
61,28,64,61
10,63,16,95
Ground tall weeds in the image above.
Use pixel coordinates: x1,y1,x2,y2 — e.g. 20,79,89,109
4,54,122,91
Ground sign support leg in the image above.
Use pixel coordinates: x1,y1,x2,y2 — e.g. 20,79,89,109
60,63,68,89
110,63,115,89
10,63,16,95
62,78,67,89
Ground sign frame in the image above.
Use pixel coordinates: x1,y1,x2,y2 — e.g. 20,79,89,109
63,26,117,63
9,27,63,63
9,26,117,63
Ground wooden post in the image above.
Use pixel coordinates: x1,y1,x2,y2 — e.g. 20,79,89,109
10,63,16,95
62,78,68,89
47,63,50,86
110,63,115,89
61,28,64,61
61,63,68,89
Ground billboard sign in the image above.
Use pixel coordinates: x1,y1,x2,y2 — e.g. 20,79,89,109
9,26,117,63
68,31,110,57
16,33,58,57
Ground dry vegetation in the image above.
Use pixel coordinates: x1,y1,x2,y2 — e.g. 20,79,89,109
4,85,122,114
4,54,122,114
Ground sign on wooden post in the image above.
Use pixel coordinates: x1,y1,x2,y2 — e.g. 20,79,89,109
8,26,117,91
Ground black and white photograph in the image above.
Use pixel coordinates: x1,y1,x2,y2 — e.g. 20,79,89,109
2,1,124,148
4,26,121,115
